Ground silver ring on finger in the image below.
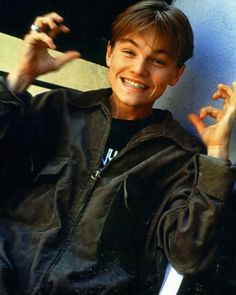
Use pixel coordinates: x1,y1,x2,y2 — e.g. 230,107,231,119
30,24,41,32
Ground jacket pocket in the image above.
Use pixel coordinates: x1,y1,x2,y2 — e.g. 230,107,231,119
33,157,69,182
7,157,69,231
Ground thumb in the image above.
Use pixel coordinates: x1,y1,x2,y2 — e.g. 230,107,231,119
187,113,206,135
54,50,81,69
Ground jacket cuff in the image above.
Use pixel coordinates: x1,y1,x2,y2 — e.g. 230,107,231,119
195,154,236,200
0,76,31,105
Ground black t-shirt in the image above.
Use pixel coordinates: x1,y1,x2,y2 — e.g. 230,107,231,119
101,116,159,168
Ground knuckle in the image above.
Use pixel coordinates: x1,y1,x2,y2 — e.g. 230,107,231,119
35,16,44,22
24,34,31,41
44,12,53,17
50,12,60,19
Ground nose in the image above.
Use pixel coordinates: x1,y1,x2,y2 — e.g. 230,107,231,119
130,57,149,76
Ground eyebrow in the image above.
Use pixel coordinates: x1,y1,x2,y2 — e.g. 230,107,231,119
119,37,171,56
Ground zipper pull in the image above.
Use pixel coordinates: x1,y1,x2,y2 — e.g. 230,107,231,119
91,170,101,180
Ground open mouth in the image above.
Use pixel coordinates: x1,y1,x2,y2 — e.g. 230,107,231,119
121,78,148,90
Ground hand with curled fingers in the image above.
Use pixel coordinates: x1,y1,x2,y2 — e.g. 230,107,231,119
7,12,80,93
188,82,236,160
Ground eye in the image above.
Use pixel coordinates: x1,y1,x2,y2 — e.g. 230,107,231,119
150,58,165,66
122,49,135,57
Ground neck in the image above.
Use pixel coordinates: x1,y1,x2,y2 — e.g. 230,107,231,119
109,96,153,120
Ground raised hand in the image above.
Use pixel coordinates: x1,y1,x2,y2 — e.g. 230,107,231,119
188,82,236,160
7,12,80,92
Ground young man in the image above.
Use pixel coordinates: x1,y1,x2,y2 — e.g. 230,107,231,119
0,1,235,294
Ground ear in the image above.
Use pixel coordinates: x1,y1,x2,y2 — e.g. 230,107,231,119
169,64,186,86
106,41,113,68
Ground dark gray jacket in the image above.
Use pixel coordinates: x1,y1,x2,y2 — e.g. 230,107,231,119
0,78,235,295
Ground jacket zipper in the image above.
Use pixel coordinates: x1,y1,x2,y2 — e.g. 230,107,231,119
38,128,163,293
94,132,164,178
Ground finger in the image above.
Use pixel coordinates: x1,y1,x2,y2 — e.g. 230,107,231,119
212,89,229,101
44,12,64,24
33,12,65,33
199,106,220,120
232,81,236,92
53,51,81,69
59,25,70,33
46,25,70,40
25,32,56,49
34,12,64,26
32,21,70,42
212,83,233,100
188,113,206,135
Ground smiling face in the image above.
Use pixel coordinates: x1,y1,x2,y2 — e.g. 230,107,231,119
106,28,185,119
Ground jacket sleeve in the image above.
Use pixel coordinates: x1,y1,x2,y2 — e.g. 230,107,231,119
0,77,33,188
154,153,236,275
0,77,63,191
0,233,16,295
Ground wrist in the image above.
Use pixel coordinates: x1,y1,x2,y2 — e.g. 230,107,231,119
207,145,229,160
7,71,34,93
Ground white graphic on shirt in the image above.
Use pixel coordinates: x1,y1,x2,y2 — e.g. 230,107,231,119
102,148,118,166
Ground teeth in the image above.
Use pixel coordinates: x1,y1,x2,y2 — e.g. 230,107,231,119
123,78,146,89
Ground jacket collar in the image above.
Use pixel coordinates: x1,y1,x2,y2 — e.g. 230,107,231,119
129,113,203,153
68,88,112,109
68,87,202,153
